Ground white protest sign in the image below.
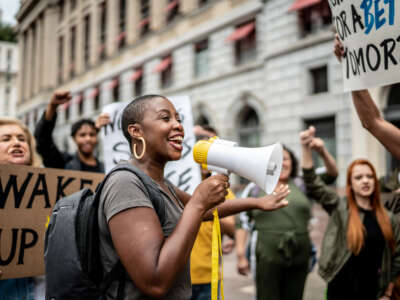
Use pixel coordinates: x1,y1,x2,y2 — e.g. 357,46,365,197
328,0,399,91
100,96,201,194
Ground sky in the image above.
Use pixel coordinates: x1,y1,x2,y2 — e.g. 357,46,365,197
0,0,20,25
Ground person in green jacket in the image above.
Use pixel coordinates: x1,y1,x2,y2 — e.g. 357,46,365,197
236,137,338,300
301,126,400,300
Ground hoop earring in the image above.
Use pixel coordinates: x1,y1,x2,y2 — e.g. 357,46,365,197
133,137,146,160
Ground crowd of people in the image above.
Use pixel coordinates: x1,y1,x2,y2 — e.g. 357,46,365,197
0,36,400,300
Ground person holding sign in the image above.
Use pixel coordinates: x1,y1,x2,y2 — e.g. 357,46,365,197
98,94,290,299
0,118,42,299
34,90,104,173
334,34,400,160
301,126,400,300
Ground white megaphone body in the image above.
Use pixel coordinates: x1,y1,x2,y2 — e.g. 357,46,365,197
193,137,283,194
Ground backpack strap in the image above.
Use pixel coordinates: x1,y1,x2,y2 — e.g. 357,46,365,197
95,163,168,299
95,163,166,224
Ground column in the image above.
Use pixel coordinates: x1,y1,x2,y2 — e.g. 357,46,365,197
90,3,99,66
43,5,59,88
106,0,118,57
120,70,134,102
100,79,113,107
150,0,167,31
34,18,42,94
76,14,84,74
25,27,33,100
126,0,140,44
17,31,25,104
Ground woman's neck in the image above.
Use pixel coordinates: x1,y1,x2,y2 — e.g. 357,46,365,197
355,195,372,211
132,158,165,184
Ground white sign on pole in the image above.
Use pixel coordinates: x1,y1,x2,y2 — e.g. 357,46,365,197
328,0,399,91
100,96,201,194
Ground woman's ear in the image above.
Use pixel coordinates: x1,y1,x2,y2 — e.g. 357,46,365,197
127,124,142,139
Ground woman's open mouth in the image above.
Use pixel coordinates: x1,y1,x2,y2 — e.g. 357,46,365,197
168,135,183,151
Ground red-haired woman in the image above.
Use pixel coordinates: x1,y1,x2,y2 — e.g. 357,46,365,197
300,127,400,300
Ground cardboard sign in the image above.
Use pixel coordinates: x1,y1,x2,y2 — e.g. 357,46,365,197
328,0,400,91
0,164,104,279
101,96,201,194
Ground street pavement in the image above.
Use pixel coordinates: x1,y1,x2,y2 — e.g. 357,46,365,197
222,203,328,300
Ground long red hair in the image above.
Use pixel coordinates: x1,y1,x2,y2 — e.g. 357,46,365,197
346,159,395,255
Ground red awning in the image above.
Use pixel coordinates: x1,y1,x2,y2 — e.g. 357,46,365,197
89,87,99,98
73,94,83,104
130,69,143,81
109,78,119,89
153,57,172,73
165,0,179,12
289,0,321,12
226,22,255,42
139,18,149,28
115,31,126,43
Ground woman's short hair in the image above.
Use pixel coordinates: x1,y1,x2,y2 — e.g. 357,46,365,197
70,119,97,137
0,118,42,167
282,145,298,178
121,94,168,147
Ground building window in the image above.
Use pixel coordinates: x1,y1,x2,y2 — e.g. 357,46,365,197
70,0,77,11
194,39,209,78
59,0,65,21
310,65,328,94
65,104,70,121
166,0,179,23
238,105,260,184
304,116,336,170
58,35,64,84
117,0,126,49
227,20,256,66
99,1,107,60
77,93,84,116
92,86,101,111
70,26,76,78
110,77,119,102
6,49,12,68
130,67,143,97
199,0,209,6
84,15,90,67
154,55,173,89
290,1,332,37
140,0,150,36
196,114,210,126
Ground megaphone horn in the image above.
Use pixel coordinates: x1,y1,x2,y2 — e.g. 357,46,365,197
193,138,283,194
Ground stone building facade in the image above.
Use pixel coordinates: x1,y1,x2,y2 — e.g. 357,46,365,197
0,41,18,118
16,0,399,186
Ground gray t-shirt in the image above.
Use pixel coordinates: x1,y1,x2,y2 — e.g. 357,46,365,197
98,170,191,300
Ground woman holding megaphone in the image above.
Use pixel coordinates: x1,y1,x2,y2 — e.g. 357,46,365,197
98,94,290,300
301,126,400,300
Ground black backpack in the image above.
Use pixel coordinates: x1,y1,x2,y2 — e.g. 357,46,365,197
44,163,166,300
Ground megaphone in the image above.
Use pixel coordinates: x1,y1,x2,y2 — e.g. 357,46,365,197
193,137,283,194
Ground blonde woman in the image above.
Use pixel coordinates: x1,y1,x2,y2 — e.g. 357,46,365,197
0,118,42,299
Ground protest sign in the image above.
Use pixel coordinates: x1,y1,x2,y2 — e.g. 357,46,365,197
328,0,400,91
101,96,201,194
0,164,104,279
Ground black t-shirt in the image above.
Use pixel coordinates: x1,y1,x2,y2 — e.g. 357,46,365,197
80,160,103,173
328,208,385,300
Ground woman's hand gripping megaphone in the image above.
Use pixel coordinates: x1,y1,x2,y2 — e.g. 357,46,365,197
191,173,230,214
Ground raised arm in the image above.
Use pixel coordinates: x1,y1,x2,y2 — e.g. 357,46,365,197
309,136,338,180
334,34,400,160
34,90,72,168
300,128,340,214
